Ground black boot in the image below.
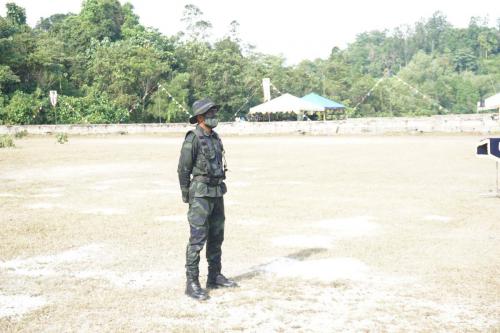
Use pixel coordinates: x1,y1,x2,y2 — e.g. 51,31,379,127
186,277,209,300
206,273,238,289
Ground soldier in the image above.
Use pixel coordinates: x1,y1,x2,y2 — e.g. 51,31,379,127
177,98,238,301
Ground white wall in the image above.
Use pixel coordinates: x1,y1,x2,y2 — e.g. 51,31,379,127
1,113,499,136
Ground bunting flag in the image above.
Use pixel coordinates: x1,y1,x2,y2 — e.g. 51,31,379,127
234,79,283,117
353,77,385,110
158,84,190,116
270,82,283,96
234,85,260,117
353,75,450,114
394,75,450,113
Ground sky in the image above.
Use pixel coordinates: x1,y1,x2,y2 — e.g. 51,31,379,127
1,0,499,64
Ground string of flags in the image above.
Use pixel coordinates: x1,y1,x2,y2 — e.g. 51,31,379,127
234,85,260,117
233,80,283,118
353,77,385,110
353,74,449,114
158,84,191,116
157,73,450,119
393,75,449,113
270,82,282,96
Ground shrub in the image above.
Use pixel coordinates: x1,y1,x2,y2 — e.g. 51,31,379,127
55,91,130,124
2,91,38,125
56,132,68,144
14,129,28,138
1,90,129,125
1,89,50,125
0,135,15,148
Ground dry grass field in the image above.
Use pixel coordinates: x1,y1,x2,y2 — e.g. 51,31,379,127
0,134,499,332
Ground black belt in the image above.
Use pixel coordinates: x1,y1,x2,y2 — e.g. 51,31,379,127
192,175,223,185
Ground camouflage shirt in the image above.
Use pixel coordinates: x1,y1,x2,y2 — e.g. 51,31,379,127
177,125,227,198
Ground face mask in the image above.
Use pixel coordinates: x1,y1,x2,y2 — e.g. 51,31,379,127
204,116,219,128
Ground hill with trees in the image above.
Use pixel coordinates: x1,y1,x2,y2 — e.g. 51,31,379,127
0,0,499,124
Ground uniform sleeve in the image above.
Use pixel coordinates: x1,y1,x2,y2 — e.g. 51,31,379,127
177,132,197,194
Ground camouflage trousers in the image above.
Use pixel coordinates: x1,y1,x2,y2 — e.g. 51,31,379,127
185,196,225,279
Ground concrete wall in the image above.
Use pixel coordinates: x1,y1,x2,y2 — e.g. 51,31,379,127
1,113,499,136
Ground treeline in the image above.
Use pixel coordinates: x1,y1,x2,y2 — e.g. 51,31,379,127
0,0,499,124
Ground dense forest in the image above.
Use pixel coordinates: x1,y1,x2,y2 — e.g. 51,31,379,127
0,0,499,124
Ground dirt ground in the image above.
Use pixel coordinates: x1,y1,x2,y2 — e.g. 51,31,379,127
0,134,499,332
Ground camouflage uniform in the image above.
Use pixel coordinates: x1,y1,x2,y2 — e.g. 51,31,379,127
178,124,227,280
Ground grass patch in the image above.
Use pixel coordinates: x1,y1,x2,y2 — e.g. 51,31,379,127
56,132,68,144
14,130,28,139
0,134,15,148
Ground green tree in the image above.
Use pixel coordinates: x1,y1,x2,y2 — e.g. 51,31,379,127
0,2,499,124
120,2,144,40
28,34,66,92
35,14,69,32
477,30,497,58
6,2,26,25
180,4,212,41
80,0,124,41
453,48,478,72
89,39,170,121
0,65,19,92
146,73,190,123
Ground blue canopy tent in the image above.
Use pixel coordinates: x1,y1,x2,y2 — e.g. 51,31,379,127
302,93,345,109
302,93,346,120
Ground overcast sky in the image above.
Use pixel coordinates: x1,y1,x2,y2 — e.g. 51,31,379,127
1,0,499,64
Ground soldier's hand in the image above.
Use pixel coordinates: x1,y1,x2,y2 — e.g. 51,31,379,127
182,191,189,203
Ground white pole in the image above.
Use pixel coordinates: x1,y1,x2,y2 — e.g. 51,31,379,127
262,78,271,102
497,161,499,195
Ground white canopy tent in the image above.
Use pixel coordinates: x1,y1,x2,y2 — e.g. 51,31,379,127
477,92,500,112
249,93,324,114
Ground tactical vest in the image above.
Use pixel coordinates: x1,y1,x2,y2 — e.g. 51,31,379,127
187,127,226,183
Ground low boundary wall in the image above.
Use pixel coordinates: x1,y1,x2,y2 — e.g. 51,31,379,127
1,113,499,136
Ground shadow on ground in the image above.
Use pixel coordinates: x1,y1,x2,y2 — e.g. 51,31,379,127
232,247,327,282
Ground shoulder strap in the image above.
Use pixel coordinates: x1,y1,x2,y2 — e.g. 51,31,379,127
193,127,212,157
185,130,195,142
212,131,227,172
212,131,224,152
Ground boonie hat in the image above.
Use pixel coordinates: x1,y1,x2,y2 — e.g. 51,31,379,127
189,98,219,124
